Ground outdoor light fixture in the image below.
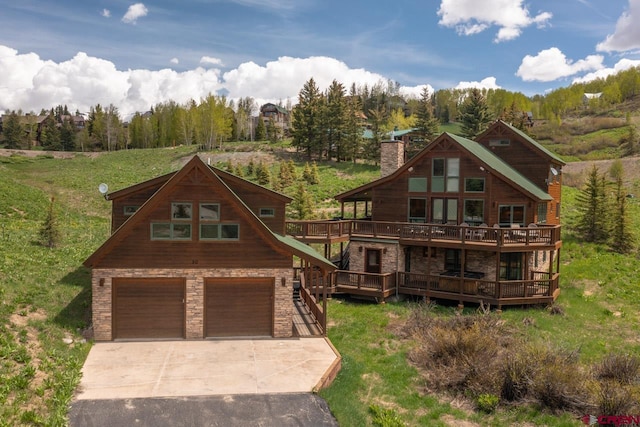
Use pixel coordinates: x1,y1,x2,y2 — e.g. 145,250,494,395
98,183,109,200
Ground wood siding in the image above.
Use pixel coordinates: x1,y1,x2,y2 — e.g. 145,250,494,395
96,181,291,269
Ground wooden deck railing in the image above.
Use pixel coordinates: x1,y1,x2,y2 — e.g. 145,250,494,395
286,220,561,247
298,273,326,334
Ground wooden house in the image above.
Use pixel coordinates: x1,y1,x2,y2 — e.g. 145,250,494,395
260,103,290,137
84,156,335,341
287,120,564,309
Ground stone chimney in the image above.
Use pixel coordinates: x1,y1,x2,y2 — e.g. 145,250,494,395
380,140,405,177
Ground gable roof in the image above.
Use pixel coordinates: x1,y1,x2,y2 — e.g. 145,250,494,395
84,156,334,272
336,132,552,202
485,120,565,165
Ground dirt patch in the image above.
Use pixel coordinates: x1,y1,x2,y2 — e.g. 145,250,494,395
563,156,640,188
0,148,102,159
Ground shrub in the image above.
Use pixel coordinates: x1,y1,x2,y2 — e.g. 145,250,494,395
369,405,405,427
595,380,638,416
594,353,640,384
476,393,500,413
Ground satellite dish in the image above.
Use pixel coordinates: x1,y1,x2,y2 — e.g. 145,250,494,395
98,183,109,195
550,167,558,176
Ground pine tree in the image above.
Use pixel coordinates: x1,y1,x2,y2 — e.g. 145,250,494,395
608,161,635,253
255,117,266,141
620,125,638,157
266,116,280,143
310,162,320,185
2,112,25,149
459,88,492,138
291,77,323,159
226,159,234,173
277,160,293,187
234,164,244,177
39,197,61,248
415,86,439,143
247,158,255,176
575,165,609,243
287,160,297,180
60,117,76,151
302,162,313,184
256,161,271,185
323,80,347,161
291,183,315,219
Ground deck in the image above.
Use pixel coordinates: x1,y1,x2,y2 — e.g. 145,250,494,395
286,220,561,249
328,270,559,308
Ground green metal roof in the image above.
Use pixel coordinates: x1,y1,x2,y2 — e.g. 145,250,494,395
275,234,337,271
446,132,553,201
499,120,565,165
362,128,418,139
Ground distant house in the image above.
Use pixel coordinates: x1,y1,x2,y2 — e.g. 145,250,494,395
583,93,602,105
84,156,335,341
259,103,290,137
287,120,564,309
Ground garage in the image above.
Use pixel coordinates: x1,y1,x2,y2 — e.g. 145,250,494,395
205,278,274,337
112,278,185,339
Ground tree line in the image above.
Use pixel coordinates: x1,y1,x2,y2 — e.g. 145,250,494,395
1,66,639,155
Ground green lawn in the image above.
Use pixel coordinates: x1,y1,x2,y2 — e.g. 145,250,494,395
1,148,639,426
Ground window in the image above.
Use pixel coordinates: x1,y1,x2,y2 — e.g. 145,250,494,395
365,249,381,274
432,198,458,224
123,206,139,216
537,203,547,224
431,158,459,192
555,203,561,219
200,203,219,221
172,203,192,220
500,253,522,280
408,198,427,223
408,177,427,192
445,249,462,272
463,200,484,225
489,138,510,147
151,223,192,240
200,224,240,240
499,205,525,226
259,207,275,218
464,178,485,193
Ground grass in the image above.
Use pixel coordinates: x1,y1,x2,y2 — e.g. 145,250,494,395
1,146,640,425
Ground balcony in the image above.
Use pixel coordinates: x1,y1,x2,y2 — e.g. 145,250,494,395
286,220,561,249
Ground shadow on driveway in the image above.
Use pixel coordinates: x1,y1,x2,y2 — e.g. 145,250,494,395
69,393,338,426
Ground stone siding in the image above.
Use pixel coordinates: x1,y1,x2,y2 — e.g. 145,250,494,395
380,141,405,177
92,268,293,341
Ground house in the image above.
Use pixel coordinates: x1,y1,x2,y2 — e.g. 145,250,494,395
287,120,564,309
84,156,335,341
259,103,290,137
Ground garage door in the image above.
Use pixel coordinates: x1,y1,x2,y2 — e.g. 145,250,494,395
113,278,185,339
205,278,274,337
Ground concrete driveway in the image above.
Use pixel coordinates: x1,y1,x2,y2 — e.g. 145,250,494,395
75,338,341,400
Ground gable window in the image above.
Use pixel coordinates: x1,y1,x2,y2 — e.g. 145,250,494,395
408,198,427,223
489,138,510,147
259,207,275,218
464,178,485,193
431,158,459,192
499,205,525,226
200,203,219,221
172,203,192,220
123,206,139,216
463,200,484,225
151,223,192,240
408,177,427,193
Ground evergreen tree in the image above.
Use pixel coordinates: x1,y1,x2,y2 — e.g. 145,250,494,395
291,77,323,159
277,160,293,187
609,161,635,253
247,158,255,176
291,183,315,219
303,161,320,185
226,159,235,173
323,80,347,161
287,160,297,180
256,161,271,185
40,116,61,150
234,164,244,177
575,165,609,243
620,124,639,157
415,86,439,143
2,111,25,149
254,117,266,141
39,197,61,248
459,88,492,138
266,116,280,143
343,85,364,162
59,117,76,151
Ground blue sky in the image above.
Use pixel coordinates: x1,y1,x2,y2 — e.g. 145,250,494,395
1,0,639,118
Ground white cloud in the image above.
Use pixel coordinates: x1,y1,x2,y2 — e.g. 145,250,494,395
572,58,640,84
122,3,148,24
516,47,604,82
200,56,224,67
101,9,111,18
596,0,640,52
399,84,434,100
455,77,501,90
0,47,430,120
170,58,179,65
437,0,552,42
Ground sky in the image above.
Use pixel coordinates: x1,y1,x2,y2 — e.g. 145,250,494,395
1,0,640,119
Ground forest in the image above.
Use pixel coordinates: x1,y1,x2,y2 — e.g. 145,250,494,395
1,66,639,162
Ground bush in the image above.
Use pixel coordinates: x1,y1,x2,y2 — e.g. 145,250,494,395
369,405,405,427
595,380,638,416
476,393,499,413
594,353,640,384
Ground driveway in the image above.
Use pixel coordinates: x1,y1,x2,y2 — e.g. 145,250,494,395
74,338,340,399
70,338,341,426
